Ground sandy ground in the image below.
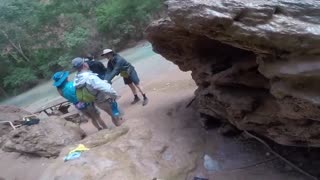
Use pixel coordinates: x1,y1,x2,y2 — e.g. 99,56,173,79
0,43,309,180
0,69,307,180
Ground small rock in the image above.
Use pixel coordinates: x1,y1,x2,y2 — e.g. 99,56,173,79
204,154,220,171
266,152,271,156
162,151,173,161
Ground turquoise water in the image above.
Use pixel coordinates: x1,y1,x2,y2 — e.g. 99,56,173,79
1,42,157,108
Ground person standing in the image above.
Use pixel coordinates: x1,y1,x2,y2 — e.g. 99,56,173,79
52,71,108,131
85,53,107,80
72,57,123,126
101,49,149,106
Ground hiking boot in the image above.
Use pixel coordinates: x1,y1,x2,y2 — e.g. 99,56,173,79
113,117,125,127
142,97,149,106
131,96,140,104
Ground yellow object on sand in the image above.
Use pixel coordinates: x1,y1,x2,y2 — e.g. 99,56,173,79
69,144,90,154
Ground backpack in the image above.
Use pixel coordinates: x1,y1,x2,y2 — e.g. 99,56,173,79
76,86,96,103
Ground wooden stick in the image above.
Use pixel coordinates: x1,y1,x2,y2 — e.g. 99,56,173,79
244,131,318,180
186,96,196,108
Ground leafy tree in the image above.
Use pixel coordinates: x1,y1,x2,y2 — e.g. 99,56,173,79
0,0,164,99
3,67,38,91
96,0,163,41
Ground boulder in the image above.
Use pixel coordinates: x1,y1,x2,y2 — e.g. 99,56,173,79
40,117,203,180
147,0,320,147
40,127,138,180
0,105,32,137
0,105,31,122
2,117,85,157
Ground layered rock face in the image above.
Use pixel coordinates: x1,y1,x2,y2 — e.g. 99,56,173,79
147,0,320,147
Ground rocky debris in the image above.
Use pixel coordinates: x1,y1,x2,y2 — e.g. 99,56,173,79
147,0,320,147
1,117,85,157
40,127,135,180
40,117,203,180
0,105,31,121
0,105,31,137
0,124,12,138
62,112,88,124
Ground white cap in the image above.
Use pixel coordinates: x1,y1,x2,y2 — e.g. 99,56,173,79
101,49,113,56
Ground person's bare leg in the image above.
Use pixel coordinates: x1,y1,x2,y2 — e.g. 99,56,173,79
134,84,145,95
96,116,108,129
128,83,137,95
97,102,121,127
80,109,102,130
91,118,102,130
128,83,140,104
135,84,148,106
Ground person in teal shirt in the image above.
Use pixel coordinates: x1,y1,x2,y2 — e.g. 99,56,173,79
52,71,108,130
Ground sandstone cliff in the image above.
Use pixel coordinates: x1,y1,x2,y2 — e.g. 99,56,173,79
147,0,320,147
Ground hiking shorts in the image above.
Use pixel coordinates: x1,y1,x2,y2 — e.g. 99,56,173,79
123,68,140,85
80,103,100,120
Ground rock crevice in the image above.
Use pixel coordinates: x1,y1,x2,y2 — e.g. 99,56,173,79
147,0,320,147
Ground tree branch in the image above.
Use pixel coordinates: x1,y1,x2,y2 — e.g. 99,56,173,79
0,30,30,62
0,87,9,98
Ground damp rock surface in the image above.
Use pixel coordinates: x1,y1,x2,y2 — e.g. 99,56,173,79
147,0,320,147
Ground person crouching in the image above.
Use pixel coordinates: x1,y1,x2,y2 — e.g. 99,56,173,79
72,57,123,127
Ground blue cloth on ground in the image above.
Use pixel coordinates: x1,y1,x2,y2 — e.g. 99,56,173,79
64,152,82,162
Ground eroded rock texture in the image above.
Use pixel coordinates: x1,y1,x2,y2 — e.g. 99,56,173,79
147,0,320,147
2,117,85,157
0,106,31,137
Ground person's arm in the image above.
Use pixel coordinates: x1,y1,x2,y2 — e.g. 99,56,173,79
57,88,63,97
89,75,118,99
105,62,113,83
106,61,112,73
107,59,122,82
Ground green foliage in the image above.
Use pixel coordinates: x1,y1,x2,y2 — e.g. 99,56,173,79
56,54,73,70
0,0,164,99
64,27,89,49
96,0,163,39
3,67,38,90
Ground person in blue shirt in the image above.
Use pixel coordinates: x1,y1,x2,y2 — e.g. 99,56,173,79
52,71,108,131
